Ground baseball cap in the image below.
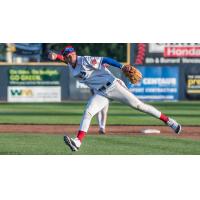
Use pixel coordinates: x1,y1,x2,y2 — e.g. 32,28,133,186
61,45,76,56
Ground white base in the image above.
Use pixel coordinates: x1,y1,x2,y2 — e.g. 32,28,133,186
141,129,161,134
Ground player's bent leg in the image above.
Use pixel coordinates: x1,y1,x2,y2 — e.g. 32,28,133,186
80,94,109,133
64,94,109,151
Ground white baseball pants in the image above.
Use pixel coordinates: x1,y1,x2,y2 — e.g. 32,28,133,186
79,80,161,132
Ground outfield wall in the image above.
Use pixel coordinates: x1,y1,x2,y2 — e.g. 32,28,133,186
0,63,199,102
1,43,200,102
0,64,123,102
129,43,200,101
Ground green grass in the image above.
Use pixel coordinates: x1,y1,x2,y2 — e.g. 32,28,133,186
0,101,200,125
0,133,200,155
0,101,199,155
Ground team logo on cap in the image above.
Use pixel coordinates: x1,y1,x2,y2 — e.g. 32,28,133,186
62,46,75,56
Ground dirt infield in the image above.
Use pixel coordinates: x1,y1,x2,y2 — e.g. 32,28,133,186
0,124,200,140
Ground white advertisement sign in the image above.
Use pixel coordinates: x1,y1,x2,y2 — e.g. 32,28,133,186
8,86,61,102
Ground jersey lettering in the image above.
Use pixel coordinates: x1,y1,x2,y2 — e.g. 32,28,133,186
78,71,87,80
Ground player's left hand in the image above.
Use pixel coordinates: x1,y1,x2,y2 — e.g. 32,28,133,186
122,64,142,84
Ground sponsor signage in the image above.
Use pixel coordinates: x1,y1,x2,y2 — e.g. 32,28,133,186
127,66,179,101
164,47,200,58
134,43,200,65
8,86,61,102
8,67,61,86
187,75,200,94
76,81,89,89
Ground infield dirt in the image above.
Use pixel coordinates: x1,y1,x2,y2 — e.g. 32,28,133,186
0,125,200,140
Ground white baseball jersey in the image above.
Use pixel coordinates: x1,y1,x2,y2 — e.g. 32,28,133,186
67,57,163,135
68,56,116,90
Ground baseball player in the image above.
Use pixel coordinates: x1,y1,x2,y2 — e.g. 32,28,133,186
90,89,109,134
48,45,182,152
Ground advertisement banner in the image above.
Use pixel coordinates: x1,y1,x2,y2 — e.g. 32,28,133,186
8,67,61,86
133,43,200,65
8,86,61,102
127,66,179,101
187,75,200,94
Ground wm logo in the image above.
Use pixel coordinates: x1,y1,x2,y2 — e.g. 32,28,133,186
11,89,33,96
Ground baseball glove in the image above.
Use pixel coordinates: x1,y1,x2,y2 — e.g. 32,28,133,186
122,64,142,84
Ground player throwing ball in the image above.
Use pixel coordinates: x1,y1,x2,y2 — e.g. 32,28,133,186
48,45,182,152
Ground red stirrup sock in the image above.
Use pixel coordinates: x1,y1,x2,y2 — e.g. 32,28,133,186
77,130,86,142
159,113,169,123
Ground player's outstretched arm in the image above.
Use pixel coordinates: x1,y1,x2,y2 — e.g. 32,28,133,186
102,57,123,69
48,52,65,63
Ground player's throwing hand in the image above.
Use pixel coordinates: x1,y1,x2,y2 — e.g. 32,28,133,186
48,52,58,61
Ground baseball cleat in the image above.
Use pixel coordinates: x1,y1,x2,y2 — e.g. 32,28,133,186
64,135,81,152
167,118,182,134
99,128,106,135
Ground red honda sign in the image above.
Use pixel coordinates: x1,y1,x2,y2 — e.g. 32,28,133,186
164,46,200,57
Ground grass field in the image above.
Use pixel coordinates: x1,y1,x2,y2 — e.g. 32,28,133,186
0,134,200,155
0,101,200,155
0,101,200,125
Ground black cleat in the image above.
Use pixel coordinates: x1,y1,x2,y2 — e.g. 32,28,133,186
64,135,79,151
99,128,106,135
